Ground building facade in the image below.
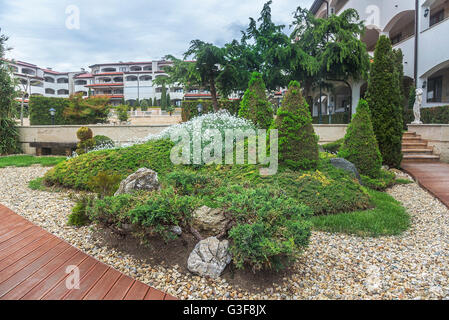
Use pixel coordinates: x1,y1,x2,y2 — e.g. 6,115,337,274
7,59,211,107
310,0,449,117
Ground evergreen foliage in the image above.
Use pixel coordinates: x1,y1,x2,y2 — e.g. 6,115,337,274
366,36,403,168
338,99,382,178
272,81,319,170
238,72,273,129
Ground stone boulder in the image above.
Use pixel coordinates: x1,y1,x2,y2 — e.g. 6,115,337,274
192,206,229,237
187,237,232,279
114,168,161,196
330,158,362,184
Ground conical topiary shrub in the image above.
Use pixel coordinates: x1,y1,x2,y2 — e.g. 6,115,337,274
238,72,273,129
366,35,403,168
272,80,319,170
338,99,382,178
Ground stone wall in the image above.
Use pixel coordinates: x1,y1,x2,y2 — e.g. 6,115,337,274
18,124,348,155
18,125,170,155
408,124,449,163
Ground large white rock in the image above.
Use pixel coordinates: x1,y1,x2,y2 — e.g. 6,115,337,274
114,168,160,196
192,206,229,237
187,237,232,279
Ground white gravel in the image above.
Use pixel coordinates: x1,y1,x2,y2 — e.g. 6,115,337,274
0,165,448,300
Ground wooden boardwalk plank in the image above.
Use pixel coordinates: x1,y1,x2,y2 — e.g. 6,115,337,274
402,162,449,209
0,241,70,298
23,252,89,300
124,280,150,300
144,287,166,300
83,268,122,300
1,247,79,300
0,204,175,300
103,275,135,300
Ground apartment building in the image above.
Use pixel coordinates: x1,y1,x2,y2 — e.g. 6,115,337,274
310,0,449,117
7,59,212,107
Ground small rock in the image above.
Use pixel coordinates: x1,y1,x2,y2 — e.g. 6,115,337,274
192,206,229,237
170,226,182,236
330,158,362,184
114,168,160,196
187,237,232,279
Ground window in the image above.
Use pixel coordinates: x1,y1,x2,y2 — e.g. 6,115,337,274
119,67,127,72
427,76,443,102
430,9,444,27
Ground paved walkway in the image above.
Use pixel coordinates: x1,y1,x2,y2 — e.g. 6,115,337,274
402,162,449,209
0,204,176,300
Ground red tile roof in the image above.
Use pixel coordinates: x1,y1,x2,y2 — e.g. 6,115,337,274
86,83,124,87
42,69,68,75
75,73,93,78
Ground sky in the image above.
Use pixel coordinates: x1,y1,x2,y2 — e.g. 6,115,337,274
0,0,314,72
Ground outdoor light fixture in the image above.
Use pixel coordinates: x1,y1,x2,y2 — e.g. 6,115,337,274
424,8,430,17
49,108,56,125
197,103,203,116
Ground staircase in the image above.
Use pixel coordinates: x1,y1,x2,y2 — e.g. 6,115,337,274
402,132,440,163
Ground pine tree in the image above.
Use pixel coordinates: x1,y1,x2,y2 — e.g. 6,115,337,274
238,72,273,129
272,80,319,170
338,99,382,178
366,36,403,168
166,93,171,108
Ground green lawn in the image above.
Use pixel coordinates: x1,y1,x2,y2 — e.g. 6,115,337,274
310,189,410,237
0,155,66,168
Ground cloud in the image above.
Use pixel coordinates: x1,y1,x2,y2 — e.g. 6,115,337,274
0,0,314,71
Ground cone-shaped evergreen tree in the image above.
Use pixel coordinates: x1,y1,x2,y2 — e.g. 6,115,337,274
272,80,319,170
338,99,382,178
238,72,273,129
366,35,403,168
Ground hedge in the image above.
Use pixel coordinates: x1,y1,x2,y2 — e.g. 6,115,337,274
29,96,71,125
181,99,240,122
312,112,350,124
404,105,449,125
29,96,110,125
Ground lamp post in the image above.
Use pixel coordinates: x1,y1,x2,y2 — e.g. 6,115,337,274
49,108,56,125
197,103,203,116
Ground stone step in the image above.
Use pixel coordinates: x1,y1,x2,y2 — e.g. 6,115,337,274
402,154,440,163
402,142,428,149
402,137,425,143
403,132,418,138
402,148,434,154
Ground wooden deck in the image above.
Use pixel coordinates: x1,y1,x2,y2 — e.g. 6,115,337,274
402,162,449,209
0,204,176,300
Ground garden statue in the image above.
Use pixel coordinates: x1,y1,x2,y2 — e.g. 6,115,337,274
412,88,423,124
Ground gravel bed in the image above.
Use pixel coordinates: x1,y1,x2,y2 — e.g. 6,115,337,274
0,165,448,300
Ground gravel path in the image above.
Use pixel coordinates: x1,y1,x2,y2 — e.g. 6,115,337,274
0,165,448,300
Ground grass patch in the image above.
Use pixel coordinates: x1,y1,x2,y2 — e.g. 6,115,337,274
0,155,66,168
28,177,44,190
395,178,413,185
310,190,410,237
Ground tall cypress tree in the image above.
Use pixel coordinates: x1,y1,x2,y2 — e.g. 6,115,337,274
238,72,273,129
272,80,319,170
366,36,403,168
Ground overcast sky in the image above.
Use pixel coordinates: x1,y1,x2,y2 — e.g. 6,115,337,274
0,0,313,72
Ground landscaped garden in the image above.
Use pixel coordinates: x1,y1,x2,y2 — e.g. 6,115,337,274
1,4,449,300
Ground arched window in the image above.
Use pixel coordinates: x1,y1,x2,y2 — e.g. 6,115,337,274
45,88,55,94
143,65,152,71
57,89,69,95
75,80,87,85
44,76,55,83
21,68,35,76
101,67,116,72
126,75,138,81
139,75,152,81
57,78,69,84
113,77,124,83
130,66,142,71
